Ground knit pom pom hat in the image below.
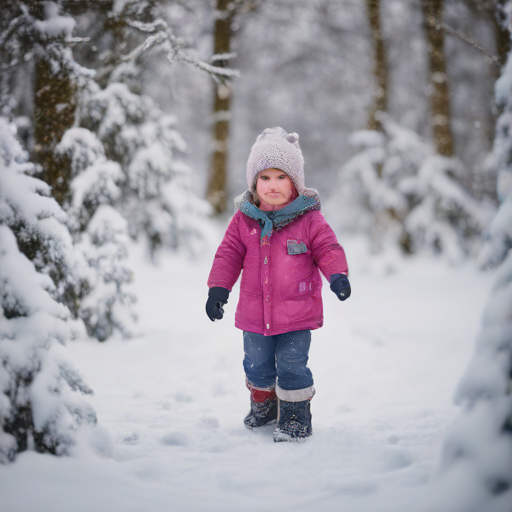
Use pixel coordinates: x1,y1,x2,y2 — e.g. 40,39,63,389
246,127,317,198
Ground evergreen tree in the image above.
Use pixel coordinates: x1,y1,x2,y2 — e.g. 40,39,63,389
0,118,97,462
479,0,512,268
78,205,136,342
403,153,494,260
76,76,212,255
328,115,494,260
428,4,512,507
326,118,418,255
57,127,136,340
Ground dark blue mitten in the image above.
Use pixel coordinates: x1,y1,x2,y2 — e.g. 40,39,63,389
330,274,351,301
206,287,230,321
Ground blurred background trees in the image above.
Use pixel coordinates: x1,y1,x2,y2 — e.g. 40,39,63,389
4,0,504,212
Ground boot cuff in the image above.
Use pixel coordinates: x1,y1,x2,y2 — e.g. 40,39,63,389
246,379,276,392
276,384,315,402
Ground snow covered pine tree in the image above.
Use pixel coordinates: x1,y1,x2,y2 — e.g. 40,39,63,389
57,127,136,341
426,4,512,510
0,119,97,462
331,115,494,261
76,66,212,255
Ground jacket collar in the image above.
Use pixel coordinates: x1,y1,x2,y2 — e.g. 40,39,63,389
235,190,321,239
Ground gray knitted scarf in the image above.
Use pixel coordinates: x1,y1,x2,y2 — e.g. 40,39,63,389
236,191,320,240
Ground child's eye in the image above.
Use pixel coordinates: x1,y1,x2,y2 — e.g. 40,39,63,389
278,175,286,180
260,175,269,180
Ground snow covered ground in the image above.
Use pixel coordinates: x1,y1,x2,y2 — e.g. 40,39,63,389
0,231,496,512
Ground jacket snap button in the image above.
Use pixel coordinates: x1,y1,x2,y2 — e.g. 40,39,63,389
266,296,270,301
266,323,270,329
264,257,268,265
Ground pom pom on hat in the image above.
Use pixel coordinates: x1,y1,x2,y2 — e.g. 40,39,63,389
286,132,299,144
246,127,307,196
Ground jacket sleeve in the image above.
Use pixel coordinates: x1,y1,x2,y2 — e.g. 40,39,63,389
309,212,348,280
207,211,246,291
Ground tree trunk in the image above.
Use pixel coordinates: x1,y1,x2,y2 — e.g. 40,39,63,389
30,0,78,210
206,0,235,215
421,0,455,157
366,0,388,131
32,55,75,207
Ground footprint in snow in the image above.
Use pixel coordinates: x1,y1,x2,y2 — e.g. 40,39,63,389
122,432,140,445
161,432,189,447
200,417,220,429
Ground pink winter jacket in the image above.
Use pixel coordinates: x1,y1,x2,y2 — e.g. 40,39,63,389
208,209,348,336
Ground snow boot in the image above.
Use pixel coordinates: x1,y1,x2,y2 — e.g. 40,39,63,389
273,399,312,442
244,386,278,429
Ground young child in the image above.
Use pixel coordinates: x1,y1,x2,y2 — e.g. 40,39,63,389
205,127,350,442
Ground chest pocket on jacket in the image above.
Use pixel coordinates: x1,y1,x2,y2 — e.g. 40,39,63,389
287,239,308,255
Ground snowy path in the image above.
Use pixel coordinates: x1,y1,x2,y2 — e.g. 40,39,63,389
0,238,495,512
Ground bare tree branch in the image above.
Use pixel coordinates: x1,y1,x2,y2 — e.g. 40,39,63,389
428,17,502,68
122,18,240,84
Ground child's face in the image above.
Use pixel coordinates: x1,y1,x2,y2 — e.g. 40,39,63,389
256,168,295,206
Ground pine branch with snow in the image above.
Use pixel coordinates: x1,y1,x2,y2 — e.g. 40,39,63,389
0,2,95,117
77,205,136,342
0,227,97,463
0,118,92,322
402,155,495,261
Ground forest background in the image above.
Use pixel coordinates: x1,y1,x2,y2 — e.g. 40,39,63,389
1,0,512,510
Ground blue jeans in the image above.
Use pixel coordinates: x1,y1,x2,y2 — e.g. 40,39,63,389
243,330,314,391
